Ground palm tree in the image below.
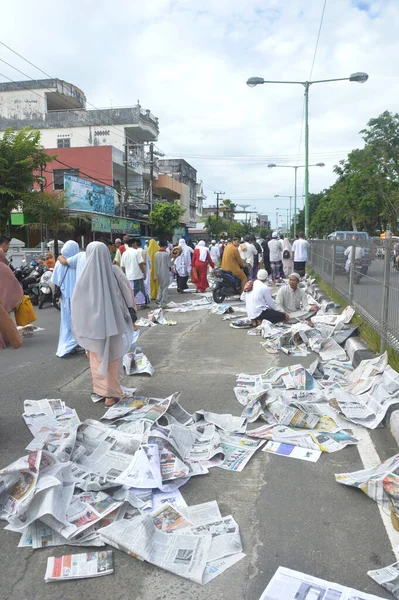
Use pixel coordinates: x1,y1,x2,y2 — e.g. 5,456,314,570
219,199,236,220
23,192,90,257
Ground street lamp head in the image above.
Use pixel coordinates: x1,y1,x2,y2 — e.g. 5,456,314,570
268,163,276,168
246,77,265,87
274,194,279,197
316,162,325,167
349,72,369,84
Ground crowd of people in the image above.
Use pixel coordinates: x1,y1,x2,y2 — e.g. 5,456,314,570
0,231,312,406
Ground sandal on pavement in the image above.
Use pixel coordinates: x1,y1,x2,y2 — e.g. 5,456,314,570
105,397,119,407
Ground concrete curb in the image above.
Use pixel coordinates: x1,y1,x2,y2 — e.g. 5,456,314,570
344,337,374,368
344,324,399,447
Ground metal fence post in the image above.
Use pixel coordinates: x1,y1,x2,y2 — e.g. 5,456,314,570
321,241,325,279
331,242,336,286
380,232,392,353
348,241,356,303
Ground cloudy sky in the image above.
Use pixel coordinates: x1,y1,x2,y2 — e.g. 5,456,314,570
1,0,398,227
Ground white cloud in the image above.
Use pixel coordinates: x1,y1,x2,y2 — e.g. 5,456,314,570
0,0,398,220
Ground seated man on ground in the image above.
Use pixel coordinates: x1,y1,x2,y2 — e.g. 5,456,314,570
241,269,288,326
275,273,318,317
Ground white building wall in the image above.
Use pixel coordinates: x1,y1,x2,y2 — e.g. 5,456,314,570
179,183,190,226
38,125,127,152
0,89,47,118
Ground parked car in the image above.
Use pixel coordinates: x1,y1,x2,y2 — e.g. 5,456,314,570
326,231,371,274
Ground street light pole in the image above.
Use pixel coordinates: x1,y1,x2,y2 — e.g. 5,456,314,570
304,82,310,238
247,72,368,237
270,164,324,237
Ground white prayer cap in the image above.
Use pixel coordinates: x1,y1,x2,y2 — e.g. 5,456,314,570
290,272,301,280
257,269,269,281
212,239,216,243
272,231,278,238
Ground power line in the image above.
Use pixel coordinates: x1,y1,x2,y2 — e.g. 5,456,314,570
0,70,96,147
0,41,147,145
295,1,328,176
308,0,328,81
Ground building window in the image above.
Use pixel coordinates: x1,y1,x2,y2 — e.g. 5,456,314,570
53,168,79,190
57,137,71,148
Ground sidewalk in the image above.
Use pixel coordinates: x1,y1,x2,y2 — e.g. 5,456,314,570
0,288,396,600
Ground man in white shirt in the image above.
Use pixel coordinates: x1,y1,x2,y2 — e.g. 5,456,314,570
121,238,149,306
241,269,288,326
275,273,318,316
113,234,130,266
209,240,221,267
292,232,310,277
239,237,258,278
344,237,364,271
268,232,284,282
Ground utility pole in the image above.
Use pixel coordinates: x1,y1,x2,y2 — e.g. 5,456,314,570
214,191,225,221
149,143,154,214
124,138,128,218
149,142,154,235
40,163,46,253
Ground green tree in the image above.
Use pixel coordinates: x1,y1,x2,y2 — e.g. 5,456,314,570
24,193,87,257
257,226,272,239
219,199,236,219
204,216,227,238
0,128,55,233
360,110,399,231
148,201,185,239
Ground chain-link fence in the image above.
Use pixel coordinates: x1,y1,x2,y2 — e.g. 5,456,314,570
308,235,399,353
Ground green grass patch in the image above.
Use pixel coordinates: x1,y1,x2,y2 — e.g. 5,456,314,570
308,269,399,372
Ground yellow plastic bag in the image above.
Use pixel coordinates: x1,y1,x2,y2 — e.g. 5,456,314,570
14,295,37,326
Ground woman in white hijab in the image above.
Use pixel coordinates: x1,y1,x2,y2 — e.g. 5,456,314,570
191,240,214,293
281,235,293,278
52,240,80,357
71,242,134,406
174,238,192,293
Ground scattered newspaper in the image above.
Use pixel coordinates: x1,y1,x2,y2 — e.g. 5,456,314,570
123,348,154,376
248,423,359,454
330,366,399,429
259,566,384,600
99,516,212,584
194,410,246,433
368,562,399,598
188,515,242,561
164,297,213,312
318,338,348,362
219,433,265,471
147,308,177,326
263,441,322,462
44,551,114,582
336,452,399,516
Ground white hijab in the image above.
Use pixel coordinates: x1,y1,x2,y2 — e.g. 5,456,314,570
196,240,207,262
71,242,133,375
175,238,192,275
52,240,79,297
282,238,292,253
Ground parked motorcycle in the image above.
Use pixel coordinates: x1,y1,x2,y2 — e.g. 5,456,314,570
212,267,248,303
38,270,60,310
19,265,45,305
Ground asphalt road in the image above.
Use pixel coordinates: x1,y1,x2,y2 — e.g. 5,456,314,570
0,290,398,600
